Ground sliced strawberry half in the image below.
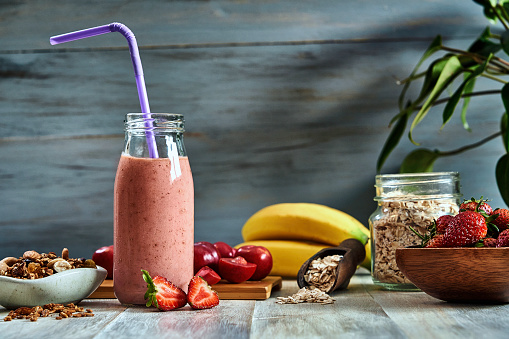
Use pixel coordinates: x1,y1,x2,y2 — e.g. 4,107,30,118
196,266,221,285
142,269,187,311
187,275,220,309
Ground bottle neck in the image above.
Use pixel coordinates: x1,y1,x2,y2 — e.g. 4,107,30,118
123,113,187,158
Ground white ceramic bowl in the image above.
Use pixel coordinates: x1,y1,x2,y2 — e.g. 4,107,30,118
0,266,107,309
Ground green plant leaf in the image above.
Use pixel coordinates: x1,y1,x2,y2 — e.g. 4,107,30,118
502,112,509,152
496,153,509,207
501,84,509,150
377,113,408,172
391,57,451,126
399,149,439,173
409,55,465,145
469,27,501,56
473,0,498,21
398,36,442,111
460,76,476,132
442,55,491,129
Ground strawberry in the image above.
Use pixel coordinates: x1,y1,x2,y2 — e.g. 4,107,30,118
442,211,488,247
483,238,497,247
492,208,509,232
142,270,187,311
497,229,509,247
187,275,219,310
425,234,445,248
435,215,454,234
460,197,493,216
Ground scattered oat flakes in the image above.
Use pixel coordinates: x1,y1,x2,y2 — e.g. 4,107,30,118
276,287,335,305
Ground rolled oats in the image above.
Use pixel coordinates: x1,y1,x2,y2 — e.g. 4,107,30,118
276,287,335,305
371,196,458,285
304,254,342,292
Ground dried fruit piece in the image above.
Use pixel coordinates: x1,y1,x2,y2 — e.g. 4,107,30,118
82,259,96,268
27,262,42,274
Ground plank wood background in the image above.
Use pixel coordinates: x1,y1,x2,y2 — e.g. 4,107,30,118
0,0,506,259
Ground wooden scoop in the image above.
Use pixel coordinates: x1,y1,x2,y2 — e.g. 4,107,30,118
297,238,366,293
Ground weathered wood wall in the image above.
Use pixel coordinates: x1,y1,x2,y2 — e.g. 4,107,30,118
0,0,505,258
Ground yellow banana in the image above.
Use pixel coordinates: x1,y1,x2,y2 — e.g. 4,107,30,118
235,240,330,278
241,203,371,269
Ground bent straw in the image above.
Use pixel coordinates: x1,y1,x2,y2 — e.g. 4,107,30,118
50,22,159,158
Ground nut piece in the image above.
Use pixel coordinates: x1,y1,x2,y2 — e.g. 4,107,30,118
0,257,18,273
47,258,64,269
61,248,69,260
53,260,71,273
23,251,41,261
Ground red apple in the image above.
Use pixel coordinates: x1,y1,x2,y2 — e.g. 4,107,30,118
218,256,257,283
92,245,114,279
213,241,236,258
235,245,273,281
195,266,221,285
194,241,220,273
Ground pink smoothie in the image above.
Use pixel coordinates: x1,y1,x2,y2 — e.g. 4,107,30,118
113,154,194,304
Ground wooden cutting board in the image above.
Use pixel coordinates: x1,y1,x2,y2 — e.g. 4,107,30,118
88,276,283,300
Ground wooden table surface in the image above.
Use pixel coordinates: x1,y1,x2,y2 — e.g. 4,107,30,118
1,272,508,339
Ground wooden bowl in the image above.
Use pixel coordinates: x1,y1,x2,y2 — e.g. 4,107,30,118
395,247,509,303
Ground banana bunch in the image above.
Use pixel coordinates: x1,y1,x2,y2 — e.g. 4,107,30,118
237,203,371,277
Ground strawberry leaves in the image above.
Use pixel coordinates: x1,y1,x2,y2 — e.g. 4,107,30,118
142,269,158,308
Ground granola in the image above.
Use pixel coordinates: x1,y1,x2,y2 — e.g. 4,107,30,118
0,248,96,280
3,303,94,322
371,197,459,284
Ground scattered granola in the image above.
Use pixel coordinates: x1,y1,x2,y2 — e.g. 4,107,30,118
3,303,94,322
371,197,458,285
304,254,342,292
0,248,97,280
276,287,335,304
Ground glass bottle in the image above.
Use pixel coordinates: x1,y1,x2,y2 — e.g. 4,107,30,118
368,172,461,291
113,113,194,304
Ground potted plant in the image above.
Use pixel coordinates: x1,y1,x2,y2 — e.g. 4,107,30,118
377,0,509,206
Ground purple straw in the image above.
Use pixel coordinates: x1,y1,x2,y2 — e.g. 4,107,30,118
50,23,159,158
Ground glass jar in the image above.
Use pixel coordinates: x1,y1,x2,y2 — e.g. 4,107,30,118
113,113,194,304
369,172,461,291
